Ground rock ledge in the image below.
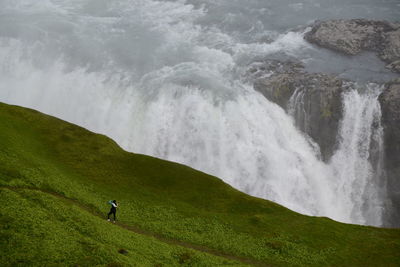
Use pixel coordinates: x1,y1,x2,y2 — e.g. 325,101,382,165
305,19,400,73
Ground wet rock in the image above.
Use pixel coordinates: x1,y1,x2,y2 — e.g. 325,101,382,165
386,60,400,73
381,29,400,72
248,59,304,77
250,60,305,108
305,19,400,72
379,78,400,225
305,19,394,55
252,60,346,160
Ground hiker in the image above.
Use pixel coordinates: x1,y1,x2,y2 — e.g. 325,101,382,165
107,200,118,223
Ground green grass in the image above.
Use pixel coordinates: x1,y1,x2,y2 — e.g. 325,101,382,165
0,102,399,266
0,188,237,266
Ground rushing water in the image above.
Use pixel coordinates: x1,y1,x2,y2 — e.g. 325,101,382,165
0,0,398,226
330,85,387,226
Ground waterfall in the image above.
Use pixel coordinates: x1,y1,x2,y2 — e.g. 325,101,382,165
329,85,387,226
286,83,388,225
0,0,395,226
288,87,309,133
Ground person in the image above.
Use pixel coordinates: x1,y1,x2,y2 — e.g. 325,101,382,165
107,200,118,223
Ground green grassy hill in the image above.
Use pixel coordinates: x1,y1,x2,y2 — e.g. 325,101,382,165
0,102,399,267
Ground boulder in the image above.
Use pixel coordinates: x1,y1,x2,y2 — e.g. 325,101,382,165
379,78,400,225
252,60,345,160
305,19,400,73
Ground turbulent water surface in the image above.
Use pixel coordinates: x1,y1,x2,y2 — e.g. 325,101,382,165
1,0,399,226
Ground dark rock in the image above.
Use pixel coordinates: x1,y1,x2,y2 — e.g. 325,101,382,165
380,29,400,72
252,61,346,160
118,248,128,255
379,78,400,225
248,59,304,77
305,19,400,72
386,60,400,73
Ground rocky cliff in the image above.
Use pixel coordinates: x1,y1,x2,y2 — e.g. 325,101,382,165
379,78,400,224
251,60,346,160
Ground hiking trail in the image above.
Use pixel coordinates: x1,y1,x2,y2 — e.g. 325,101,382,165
0,185,270,267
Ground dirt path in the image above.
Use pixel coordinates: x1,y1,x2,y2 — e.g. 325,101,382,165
1,185,270,267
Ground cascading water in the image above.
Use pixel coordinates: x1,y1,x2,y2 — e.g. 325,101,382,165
0,0,397,226
329,85,387,226
286,83,388,225
288,88,307,131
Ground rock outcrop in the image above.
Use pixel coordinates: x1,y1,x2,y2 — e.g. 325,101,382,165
381,29,400,73
305,19,400,73
250,59,400,225
251,60,346,160
379,78,400,224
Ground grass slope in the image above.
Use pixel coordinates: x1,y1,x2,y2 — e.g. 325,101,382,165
1,187,238,266
0,102,399,267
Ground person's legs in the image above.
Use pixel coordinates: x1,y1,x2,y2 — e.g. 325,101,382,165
107,207,116,222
